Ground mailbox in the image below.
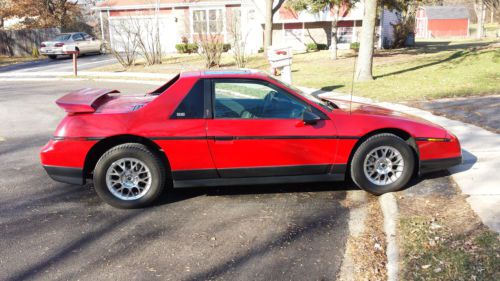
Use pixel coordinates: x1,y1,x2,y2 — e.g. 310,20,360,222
267,46,292,68
267,45,292,84
62,44,79,76
62,44,78,54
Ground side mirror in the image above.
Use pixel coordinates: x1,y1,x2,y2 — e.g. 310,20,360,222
302,111,321,125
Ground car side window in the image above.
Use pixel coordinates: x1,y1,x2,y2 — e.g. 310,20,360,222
171,80,204,119
73,34,84,41
213,80,309,119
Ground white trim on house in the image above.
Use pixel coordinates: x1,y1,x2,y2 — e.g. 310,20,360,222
93,1,240,11
189,5,227,42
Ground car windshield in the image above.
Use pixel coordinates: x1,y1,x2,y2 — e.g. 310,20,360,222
267,76,337,111
54,34,71,41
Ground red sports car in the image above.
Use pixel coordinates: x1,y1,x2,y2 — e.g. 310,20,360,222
40,70,462,208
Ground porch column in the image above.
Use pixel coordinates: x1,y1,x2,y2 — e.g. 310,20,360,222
99,10,105,41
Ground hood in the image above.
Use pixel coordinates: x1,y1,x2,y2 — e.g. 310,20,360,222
327,98,443,128
56,88,155,114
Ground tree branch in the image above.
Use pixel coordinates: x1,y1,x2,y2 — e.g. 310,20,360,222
272,0,287,15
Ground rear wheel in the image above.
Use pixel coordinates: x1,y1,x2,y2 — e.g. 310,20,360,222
99,44,106,54
48,55,57,60
93,143,166,208
350,134,415,195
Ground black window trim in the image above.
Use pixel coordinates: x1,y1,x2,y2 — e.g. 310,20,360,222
169,79,206,119
209,78,329,120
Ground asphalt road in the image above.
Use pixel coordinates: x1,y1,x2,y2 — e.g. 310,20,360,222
0,54,116,74
0,80,353,281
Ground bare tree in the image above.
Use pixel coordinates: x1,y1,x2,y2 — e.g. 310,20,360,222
109,18,140,68
132,15,162,65
199,33,224,68
228,8,250,68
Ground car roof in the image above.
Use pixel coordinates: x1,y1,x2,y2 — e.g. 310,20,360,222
180,69,269,79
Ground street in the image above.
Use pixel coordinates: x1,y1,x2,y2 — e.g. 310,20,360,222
0,80,351,280
0,54,116,74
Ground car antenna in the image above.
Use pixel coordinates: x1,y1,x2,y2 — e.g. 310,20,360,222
349,50,358,115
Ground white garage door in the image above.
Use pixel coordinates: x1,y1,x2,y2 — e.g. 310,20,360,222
109,16,177,55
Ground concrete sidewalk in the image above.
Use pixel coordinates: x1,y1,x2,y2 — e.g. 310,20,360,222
310,89,500,233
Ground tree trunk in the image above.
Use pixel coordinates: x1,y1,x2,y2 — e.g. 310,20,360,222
330,7,339,60
475,1,486,39
264,0,273,52
355,0,377,81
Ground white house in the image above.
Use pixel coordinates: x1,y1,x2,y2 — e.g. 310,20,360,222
93,0,399,54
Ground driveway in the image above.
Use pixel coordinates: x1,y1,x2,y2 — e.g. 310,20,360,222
0,80,350,281
412,95,500,134
0,54,117,74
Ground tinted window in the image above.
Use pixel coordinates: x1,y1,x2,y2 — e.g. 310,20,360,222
214,80,309,119
72,34,84,41
54,34,71,41
171,80,204,119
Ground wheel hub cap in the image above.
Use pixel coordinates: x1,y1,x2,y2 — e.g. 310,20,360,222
105,158,152,200
363,146,405,186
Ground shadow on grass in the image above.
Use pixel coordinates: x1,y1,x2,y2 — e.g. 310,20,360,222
375,41,494,58
374,49,494,79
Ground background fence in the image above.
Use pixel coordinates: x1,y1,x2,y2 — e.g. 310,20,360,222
0,28,60,56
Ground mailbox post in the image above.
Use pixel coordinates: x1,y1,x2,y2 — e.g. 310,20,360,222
267,46,292,84
63,45,78,76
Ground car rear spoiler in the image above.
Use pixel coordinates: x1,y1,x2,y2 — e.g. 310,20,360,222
56,88,120,113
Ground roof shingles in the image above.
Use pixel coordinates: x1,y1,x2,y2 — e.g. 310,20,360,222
423,6,469,20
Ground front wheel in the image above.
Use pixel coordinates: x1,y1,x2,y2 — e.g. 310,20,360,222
93,143,166,208
48,55,57,60
350,134,415,195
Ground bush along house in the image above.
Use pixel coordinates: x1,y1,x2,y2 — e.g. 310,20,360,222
94,0,400,54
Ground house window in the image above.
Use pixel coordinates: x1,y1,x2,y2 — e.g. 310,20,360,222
337,27,353,43
193,9,223,34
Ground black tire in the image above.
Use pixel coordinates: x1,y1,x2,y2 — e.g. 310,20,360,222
48,55,57,60
350,133,415,195
93,143,166,208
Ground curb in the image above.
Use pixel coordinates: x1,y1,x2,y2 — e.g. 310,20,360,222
338,191,368,281
379,193,399,281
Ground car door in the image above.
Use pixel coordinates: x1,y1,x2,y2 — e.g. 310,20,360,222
206,78,339,178
72,33,86,53
83,33,99,52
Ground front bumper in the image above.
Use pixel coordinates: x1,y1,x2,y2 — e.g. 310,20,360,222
419,156,462,174
43,165,84,185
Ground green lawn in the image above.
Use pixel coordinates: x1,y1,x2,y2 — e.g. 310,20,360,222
91,39,500,102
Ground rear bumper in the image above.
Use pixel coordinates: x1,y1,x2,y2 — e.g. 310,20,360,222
419,156,462,175
40,47,65,55
43,165,85,185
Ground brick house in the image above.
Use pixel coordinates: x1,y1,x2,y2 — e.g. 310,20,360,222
94,0,399,54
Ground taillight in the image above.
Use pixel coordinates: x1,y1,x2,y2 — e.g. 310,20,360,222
40,43,46,47
54,43,64,47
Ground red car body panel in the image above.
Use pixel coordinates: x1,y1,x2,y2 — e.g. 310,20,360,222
40,70,462,186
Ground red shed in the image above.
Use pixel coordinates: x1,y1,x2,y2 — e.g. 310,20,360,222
416,6,470,38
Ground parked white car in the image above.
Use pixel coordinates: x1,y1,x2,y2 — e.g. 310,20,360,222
40,32,105,59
